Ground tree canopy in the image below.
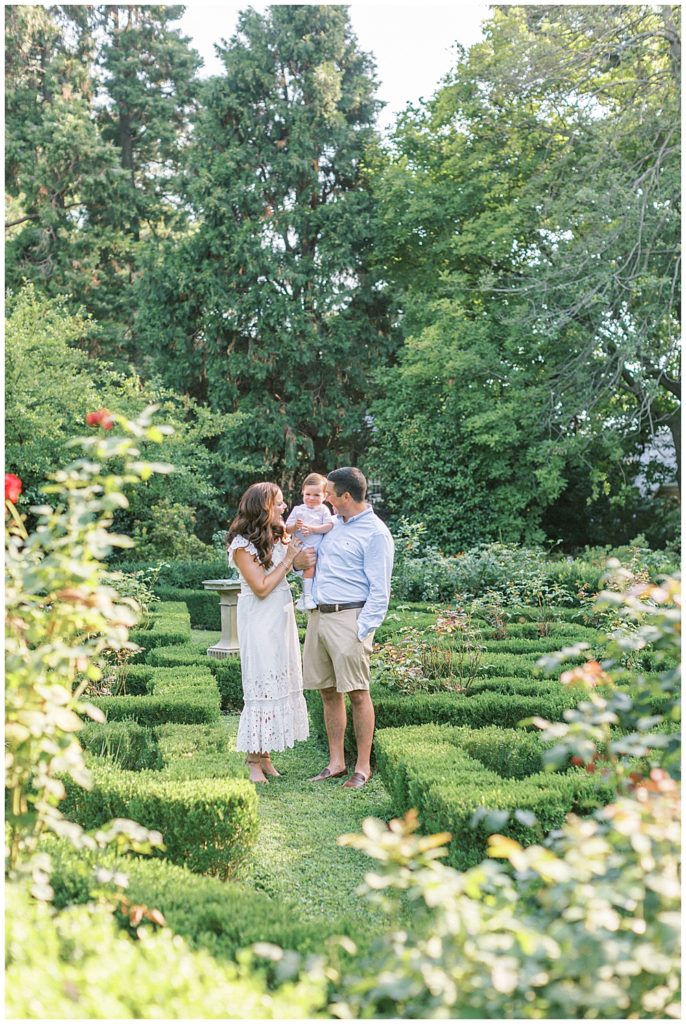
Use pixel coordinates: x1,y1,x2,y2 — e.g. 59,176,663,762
5,4,680,551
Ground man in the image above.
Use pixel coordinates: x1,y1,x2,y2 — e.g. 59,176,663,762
303,467,394,789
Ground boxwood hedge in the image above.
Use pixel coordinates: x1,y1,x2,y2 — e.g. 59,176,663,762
147,644,243,710
375,723,613,868
91,666,221,726
61,764,258,878
45,839,367,962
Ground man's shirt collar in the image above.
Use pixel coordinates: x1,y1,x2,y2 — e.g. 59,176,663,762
336,504,374,525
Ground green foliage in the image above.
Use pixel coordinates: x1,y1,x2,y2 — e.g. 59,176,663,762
331,794,680,1019
45,838,359,964
80,720,162,771
5,6,202,357
5,406,172,876
127,600,192,660
118,557,234,589
6,882,327,1019
132,499,214,560
5,286,237,546
308,682,585,763
148,645,243,710
367,6,679,550
92,665,221,726
5,286,100,507
155,587,221,629
533,573,681,782
61,763,258,879
374,724,612,868
135,4,393,500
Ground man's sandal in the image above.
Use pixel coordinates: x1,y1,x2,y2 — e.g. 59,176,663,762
342,771,372,789
308,766,348,782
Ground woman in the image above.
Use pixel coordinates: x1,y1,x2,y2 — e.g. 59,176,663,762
227,482,310,783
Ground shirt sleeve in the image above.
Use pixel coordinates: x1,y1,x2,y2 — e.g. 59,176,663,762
285,507,299,529
357,531,395,641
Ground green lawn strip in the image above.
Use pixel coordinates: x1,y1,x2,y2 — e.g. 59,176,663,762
221,715,395,926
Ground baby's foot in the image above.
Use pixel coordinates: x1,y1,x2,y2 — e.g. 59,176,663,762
295,595,307,612
304,596,317,610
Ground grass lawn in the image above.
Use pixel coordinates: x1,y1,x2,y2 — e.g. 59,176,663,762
223,713,396,923
188,636,396,922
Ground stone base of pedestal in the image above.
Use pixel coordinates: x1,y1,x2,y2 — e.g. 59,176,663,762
207,645,240,660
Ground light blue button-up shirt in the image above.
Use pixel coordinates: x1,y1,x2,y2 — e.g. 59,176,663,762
312,505,394,640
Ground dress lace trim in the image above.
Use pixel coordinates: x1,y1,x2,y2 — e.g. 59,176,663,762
236,689,310,753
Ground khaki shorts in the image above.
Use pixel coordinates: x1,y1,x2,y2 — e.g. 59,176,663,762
303,608,375,693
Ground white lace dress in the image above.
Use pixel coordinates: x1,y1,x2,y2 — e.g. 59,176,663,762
228,536,310,753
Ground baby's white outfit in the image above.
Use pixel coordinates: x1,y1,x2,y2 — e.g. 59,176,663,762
285,502,335,611
285,503,335,550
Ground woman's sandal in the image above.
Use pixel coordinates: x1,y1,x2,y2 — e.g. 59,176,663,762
260,754,281,778
245,755,269,784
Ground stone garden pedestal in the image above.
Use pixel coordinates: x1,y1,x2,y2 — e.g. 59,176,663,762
202,579,242,659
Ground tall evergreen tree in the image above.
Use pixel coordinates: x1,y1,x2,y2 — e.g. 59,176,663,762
6,5,200,362
97,4,200,239
136,4,392,498
5,5,124,323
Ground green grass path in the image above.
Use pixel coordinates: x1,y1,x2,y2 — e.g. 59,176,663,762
193,630,396,924
224,713,396,923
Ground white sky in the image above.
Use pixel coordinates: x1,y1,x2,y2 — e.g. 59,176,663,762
178,2,490,132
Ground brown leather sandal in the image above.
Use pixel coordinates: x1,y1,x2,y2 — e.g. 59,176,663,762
342,771,372,789
308,766,348,782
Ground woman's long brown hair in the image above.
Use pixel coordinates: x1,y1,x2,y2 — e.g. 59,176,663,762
226,482,286,569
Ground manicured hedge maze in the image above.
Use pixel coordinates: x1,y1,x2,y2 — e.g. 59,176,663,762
63,599,363,962
375,722,614,869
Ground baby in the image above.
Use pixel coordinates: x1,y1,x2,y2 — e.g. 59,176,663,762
285,473,335,611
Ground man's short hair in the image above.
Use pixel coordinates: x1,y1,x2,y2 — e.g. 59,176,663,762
327,467,367,503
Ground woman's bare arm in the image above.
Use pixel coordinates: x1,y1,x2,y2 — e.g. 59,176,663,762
234,542,300,599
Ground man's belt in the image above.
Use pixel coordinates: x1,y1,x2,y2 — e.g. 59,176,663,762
317,601,366,614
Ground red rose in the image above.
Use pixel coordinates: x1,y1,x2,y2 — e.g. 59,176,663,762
570,755,584,767
5,473,22,504
86,408,114,430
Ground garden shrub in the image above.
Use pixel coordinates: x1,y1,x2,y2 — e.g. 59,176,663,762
80,720,162,771
308,682,584,762
116,558,234,590
5,407,172,875
128,601,192,661
6,883,326,1019
480,635,603,655
156,586,221,629
148,644,243,710
61,763,258,878
333,790,680,1020
507,604,588,623
490,620,593,638
374,724,613,867
91,666,221,726
155,723,245,781
45,839,364,963
374,609,442,643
